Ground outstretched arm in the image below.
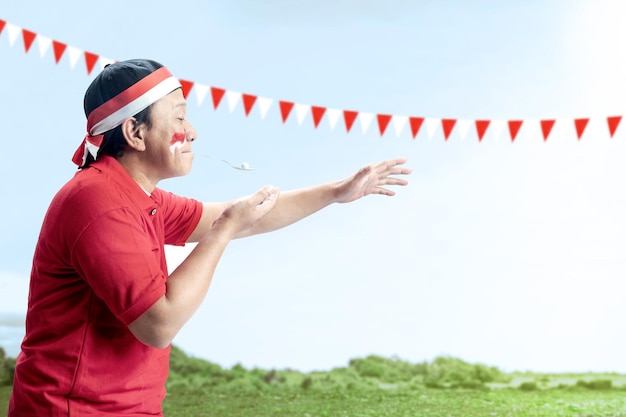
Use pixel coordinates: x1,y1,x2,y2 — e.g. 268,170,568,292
187,158,410,242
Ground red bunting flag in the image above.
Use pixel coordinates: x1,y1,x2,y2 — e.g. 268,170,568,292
242,93,257,116
540,119,555,141
52,40,66,63
311,106,326,128
377,114,392,136
22,29,36,53
210,87,225,110
574,118,589,140
409,117,424,139
279,101,294,123
441,119,456,140
0,20,6,35
178,79,194,99
607,116,621,138
475,120,490,141
508,120,523,142
343,110,358,133
84,51,99,75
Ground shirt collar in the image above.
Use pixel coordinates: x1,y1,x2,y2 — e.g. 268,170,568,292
88,155,159,212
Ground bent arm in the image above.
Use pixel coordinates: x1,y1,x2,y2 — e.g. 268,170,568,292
128,186,278,348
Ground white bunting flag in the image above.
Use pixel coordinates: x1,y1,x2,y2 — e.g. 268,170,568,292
457,119,472,141
491,120,505,141
36,35,51,59
194,83,209,107
359,112,373,134
523,119,540,142
295,103,310,126
425,118,439,139
257,97,272,119
226,91,241,113
393,115,408,137
6,24,20,47
67,46,81,69
98,56,115,71
327,108,341,131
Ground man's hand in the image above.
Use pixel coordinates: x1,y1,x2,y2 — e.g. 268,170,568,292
211,185,280,238
334,158,411,204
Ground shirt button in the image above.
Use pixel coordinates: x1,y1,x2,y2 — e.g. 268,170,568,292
150,208,157,215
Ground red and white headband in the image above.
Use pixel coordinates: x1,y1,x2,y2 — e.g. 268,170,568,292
72,67,181,166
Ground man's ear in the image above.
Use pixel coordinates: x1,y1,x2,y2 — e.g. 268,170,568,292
121,117,146,151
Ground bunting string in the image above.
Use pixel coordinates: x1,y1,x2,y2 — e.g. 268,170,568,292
1,18,623,142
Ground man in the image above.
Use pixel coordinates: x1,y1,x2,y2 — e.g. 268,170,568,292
8,59,410,416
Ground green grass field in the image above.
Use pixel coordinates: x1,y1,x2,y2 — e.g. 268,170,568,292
3,383,626,416
3,348,626,416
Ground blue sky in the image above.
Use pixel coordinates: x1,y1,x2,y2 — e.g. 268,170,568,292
2,0,626,373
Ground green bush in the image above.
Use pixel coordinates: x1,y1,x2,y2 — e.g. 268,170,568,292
0,347,16,387
576,379,613,390
519,382,538,391
423,356,509,388
348,355,426,383
168,345,234,387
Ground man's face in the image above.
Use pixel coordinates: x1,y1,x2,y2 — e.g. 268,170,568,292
142,88,197,180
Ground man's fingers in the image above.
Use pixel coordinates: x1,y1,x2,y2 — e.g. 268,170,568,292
375,159,412,177
255,185,280,205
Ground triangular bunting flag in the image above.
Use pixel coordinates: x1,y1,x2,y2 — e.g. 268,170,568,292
5,17,623,146
508,120,523,142
490,120,505,141
257,97,272,119
36,35,51,59
226,91,241,113
574,118,589,140
52,40,66,64
441,118,456,140
607,116,621,138
242,93,257,116
343,110,358,133
67,46,82,69
425,118,438,139
295,104,310,126
523,120,541,142
210,87,226,110
327,108,341,131
22,29,36,53
360,112,374,134
540,119,555,141
377,114,392,136
409,117,424,139
178,79,194,99
194,84,209,106
457,119,471,141
475,120,490,141
279,101,294,123
84,51,99,75
98,56,115,71
393,116,408,137
7,24,20,47
311,106,326,128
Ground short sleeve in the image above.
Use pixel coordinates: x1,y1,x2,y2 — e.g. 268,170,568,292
154,189,203,246
71,207,166,326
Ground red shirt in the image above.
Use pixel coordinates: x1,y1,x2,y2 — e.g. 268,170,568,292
9,156,203,416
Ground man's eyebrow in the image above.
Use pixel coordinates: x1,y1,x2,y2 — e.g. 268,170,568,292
175,102,187,108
